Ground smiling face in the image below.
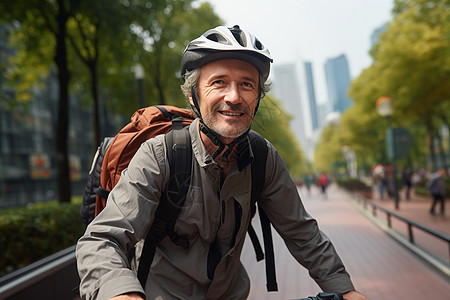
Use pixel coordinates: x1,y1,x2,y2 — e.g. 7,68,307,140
190,59,260,143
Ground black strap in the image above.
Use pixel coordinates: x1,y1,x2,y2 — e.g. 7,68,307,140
95,186,110,199
247,131,265,263
137,125,192,288
247,224,264,261
155,105,170,118
248,131,277,292
258,206,278,291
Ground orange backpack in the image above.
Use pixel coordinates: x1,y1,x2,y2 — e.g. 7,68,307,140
94,105,194,216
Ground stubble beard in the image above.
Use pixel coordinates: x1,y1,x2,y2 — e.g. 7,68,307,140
202,103,253,140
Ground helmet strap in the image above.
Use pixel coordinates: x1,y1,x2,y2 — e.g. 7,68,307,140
190,87,251,162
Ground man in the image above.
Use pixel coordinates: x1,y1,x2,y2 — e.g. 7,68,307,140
427,167,446,215
318,172,329,198
76,25,367,300
402,166,413,200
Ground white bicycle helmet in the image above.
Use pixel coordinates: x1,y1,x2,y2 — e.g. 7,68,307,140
181,25,273,81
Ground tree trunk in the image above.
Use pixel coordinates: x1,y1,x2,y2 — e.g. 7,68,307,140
154,53,165,105
425,120,436,173
155,65,165,105
156,80,165,105
55,0,71,203
90,62,101,150
436,129,447,171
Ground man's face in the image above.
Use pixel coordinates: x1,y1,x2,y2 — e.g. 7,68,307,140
191,59,260,143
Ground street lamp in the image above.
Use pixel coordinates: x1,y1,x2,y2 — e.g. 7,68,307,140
325,111,341,127
376,96,400,209
375,96,394,117
134,63,145,108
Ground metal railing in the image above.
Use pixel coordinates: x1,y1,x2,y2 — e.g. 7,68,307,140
344,189,450,277
0,245,79,300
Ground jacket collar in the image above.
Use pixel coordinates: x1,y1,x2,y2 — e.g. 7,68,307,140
189,118,254,171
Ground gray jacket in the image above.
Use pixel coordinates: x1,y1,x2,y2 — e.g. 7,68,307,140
76,118,354,299
427,173,444,196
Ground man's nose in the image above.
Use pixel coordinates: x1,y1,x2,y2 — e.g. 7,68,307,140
224,84,241,103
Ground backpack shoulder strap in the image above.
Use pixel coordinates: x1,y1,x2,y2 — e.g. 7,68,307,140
248,130,278,292
247,131,266,261
248,130,267,212
137,124,192,288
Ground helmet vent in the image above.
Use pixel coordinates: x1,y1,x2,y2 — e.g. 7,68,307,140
233,31,247,47
206,33,231,45
230,25,247,47
254,39,263,50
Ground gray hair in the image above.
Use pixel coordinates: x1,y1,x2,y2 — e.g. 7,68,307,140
180,68,271,105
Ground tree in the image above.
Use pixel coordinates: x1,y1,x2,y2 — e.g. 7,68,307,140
348,0,450,172
253,95,308,180
131,1,222,110
66,0,167,148
0,0,81,203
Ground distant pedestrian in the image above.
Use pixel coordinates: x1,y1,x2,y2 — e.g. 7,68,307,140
372,164,387,200
402,166,413,200
304,174,313,194
427,167,446,215
319,172,329,198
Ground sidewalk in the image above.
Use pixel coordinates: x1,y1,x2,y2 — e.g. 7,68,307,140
351,186,450,269
241,185,450,300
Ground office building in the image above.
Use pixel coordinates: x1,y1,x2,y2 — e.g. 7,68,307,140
371,23,387,46
304,62,319,131
271,63,307,150
324,54,352,113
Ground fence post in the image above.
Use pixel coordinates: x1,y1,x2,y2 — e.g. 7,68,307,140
408,223,414,244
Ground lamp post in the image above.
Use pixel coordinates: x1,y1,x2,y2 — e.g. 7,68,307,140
134,63,145,108
376,96,400,209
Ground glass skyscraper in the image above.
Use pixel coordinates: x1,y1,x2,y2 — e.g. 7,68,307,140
324,54,352,113
304,62,319,131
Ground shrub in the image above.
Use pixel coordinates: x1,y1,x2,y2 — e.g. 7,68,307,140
336,178,371,191
414,177,450,197
0,199,86,276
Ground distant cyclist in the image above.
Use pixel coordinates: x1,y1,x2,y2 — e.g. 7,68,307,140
76,25,367,300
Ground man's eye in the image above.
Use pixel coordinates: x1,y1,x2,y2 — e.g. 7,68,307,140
213,80,224,85
242,82,254,88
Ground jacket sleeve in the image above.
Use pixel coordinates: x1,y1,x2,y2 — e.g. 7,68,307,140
259,141,355,293
76,136,168,300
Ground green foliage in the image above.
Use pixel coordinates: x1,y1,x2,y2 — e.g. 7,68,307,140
253,95,308,180
0,7,55,104
314,124,339,173
129,1,223,112
329,0,450,173
0,199,86,276
91,1,223,118
336,178,372,191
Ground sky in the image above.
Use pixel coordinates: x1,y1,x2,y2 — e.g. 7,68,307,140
200,0,394,103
